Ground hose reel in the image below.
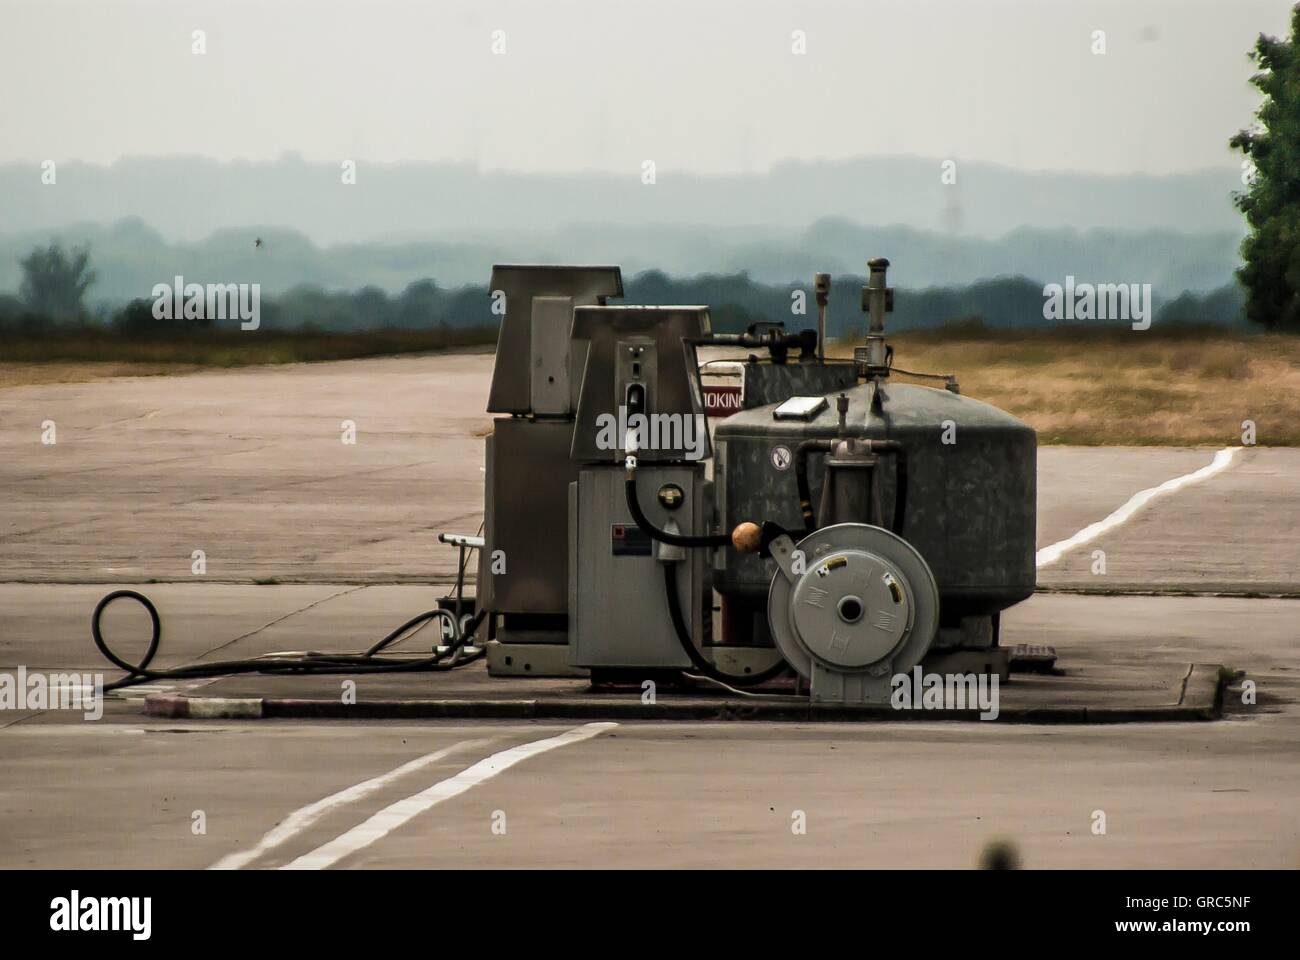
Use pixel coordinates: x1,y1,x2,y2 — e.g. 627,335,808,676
767,522,939,704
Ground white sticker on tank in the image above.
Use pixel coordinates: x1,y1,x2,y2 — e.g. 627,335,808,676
771,445,792,471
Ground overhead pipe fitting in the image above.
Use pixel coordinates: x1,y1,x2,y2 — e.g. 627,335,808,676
855,257,895,379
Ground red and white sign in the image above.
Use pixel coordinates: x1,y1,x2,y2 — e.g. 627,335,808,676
702,384,744,418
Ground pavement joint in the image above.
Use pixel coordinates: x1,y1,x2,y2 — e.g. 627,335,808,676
195,584,370,658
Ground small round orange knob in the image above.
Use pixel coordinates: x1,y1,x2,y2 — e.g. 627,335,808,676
731,522,762,553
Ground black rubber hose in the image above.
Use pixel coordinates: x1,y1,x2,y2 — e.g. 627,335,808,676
794,439,833,533
662,563,788,686
625,477,731,548
364,608,458,657
91,590,161,676
92,592,487,692
891,445,908,536
795,438,905,534
873,383,908,537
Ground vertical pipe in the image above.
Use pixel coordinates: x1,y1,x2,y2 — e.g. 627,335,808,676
814,273,831,363
863,258,891,375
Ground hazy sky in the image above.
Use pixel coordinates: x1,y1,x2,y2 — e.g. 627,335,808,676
0,0,1292,176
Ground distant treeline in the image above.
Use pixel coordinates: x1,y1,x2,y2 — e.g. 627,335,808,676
0,272,1248,339
626,272,1248,335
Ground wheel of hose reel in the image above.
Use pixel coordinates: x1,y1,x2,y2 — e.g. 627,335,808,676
767,523,939,700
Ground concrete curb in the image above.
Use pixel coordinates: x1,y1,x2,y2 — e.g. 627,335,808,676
142,663,1229,724
145,696,264,719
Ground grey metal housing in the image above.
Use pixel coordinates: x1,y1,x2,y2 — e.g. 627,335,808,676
570,305,712,464
478,265,623,645
485,264,624,415
568,465,710,669
714,381,1037,623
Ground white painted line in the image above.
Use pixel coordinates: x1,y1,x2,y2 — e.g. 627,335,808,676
1036,447,1241,569
210,737,496,870
111,677,222,700
281,722,618,870
0,726,149,736
111,683,175,700
187,697,264,719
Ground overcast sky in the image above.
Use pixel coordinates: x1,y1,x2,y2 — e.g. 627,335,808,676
0,0,1292,176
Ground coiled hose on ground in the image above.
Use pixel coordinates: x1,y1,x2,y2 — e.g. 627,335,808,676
91,589,486,693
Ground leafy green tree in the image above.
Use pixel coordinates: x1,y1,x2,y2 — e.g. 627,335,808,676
18,243,97,322
1231,6,1300,330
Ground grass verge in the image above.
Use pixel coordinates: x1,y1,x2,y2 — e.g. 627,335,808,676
0,327,496,388
865,325,1300,445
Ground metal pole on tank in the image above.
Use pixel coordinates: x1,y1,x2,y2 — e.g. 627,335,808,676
814,273,831,363
862,257,893,378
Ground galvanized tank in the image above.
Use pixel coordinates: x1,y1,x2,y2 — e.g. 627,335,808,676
713,380,1036,626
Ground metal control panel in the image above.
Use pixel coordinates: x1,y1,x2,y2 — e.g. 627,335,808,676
570,305,712,464
479,265,624,654
614,337,658,455
568,465,710,670
610,523,653,556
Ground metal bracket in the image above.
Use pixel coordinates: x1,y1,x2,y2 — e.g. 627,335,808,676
768,533,800,584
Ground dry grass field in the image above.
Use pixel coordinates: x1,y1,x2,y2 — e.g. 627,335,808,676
854,327,1300,445
0,360,209,389
0,328,496,389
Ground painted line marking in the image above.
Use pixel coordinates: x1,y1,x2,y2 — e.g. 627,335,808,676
0,724,150,736
281,722,618,870
1036,447,1241,569
210,737,496,870
112,676,223,700
187,697,263,719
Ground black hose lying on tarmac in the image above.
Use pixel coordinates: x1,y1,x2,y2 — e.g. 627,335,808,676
90,589,486,693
